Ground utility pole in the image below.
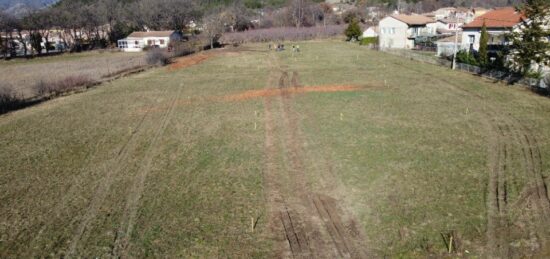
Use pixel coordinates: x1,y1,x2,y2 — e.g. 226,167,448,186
452,25,459,70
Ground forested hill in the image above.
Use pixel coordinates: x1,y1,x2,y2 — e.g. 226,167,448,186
49,0,291,8
2,0,522,14
1,0,57,15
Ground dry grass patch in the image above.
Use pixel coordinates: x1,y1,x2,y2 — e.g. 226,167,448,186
0,51,146,98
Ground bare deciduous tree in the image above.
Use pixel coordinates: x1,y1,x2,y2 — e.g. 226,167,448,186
202,10,226,49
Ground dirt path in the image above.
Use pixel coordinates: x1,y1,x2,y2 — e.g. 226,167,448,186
263,53,368,258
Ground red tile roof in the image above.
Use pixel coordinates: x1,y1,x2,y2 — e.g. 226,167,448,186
463,7,525,29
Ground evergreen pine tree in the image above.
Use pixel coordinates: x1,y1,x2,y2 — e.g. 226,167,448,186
479,21,489,67
345,19,362,42
507,0,550,76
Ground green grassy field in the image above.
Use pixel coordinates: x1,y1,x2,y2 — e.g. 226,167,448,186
1,41,550,258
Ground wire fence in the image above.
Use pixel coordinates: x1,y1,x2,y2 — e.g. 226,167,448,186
454,63,546,89
383,49,452,67
383,49,548,90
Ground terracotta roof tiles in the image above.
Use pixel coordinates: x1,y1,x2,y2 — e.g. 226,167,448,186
463,7,525,29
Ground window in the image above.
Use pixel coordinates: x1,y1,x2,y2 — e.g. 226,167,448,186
160,39,165,45
468,35,475,44
390,28,395,34
147,40,153,45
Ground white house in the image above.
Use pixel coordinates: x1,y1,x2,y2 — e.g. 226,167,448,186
461,7,525,52
378,14,436,49
362,26,379,38
118,31,181,52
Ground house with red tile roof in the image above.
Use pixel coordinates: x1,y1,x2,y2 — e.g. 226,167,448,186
461,7,526,52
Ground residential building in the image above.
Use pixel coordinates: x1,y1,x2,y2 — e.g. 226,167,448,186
378,14,436,49
117,31,181,52
461,7,525,52
435,18,465,35
362,26,379,38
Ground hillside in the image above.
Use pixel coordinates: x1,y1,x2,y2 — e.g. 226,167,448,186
1,41,550,257
0,0,57,12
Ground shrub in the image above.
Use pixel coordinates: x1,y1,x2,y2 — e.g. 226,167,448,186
456,50,479,66
146,48,170,65
0,83,22,114
359,37,378,46
34,80,54,96
33,75,94,96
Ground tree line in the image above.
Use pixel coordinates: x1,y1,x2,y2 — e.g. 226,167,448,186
0,0,338,56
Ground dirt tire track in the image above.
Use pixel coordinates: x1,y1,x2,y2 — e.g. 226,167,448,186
486,118,511,258
66,104,156,257
264,54,307,258
280,207,311,257
276,65,368,258
389,61,550,256
112,83,184,257
290,72,369,259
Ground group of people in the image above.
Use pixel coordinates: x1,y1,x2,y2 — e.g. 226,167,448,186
269,43,300,53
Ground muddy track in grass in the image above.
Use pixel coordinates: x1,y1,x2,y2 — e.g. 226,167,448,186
390,61,550,256
111,83,183,257
486,115,512,257
264,53,368,258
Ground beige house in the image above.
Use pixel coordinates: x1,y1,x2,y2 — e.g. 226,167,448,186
378,15,436,49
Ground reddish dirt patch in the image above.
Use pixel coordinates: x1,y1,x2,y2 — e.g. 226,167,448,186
221,85,361,102
169,53,216,71
133,85,362,116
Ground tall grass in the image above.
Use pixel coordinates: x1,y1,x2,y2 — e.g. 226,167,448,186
220,25,346,44
0,51,147,99
34,76,96,97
